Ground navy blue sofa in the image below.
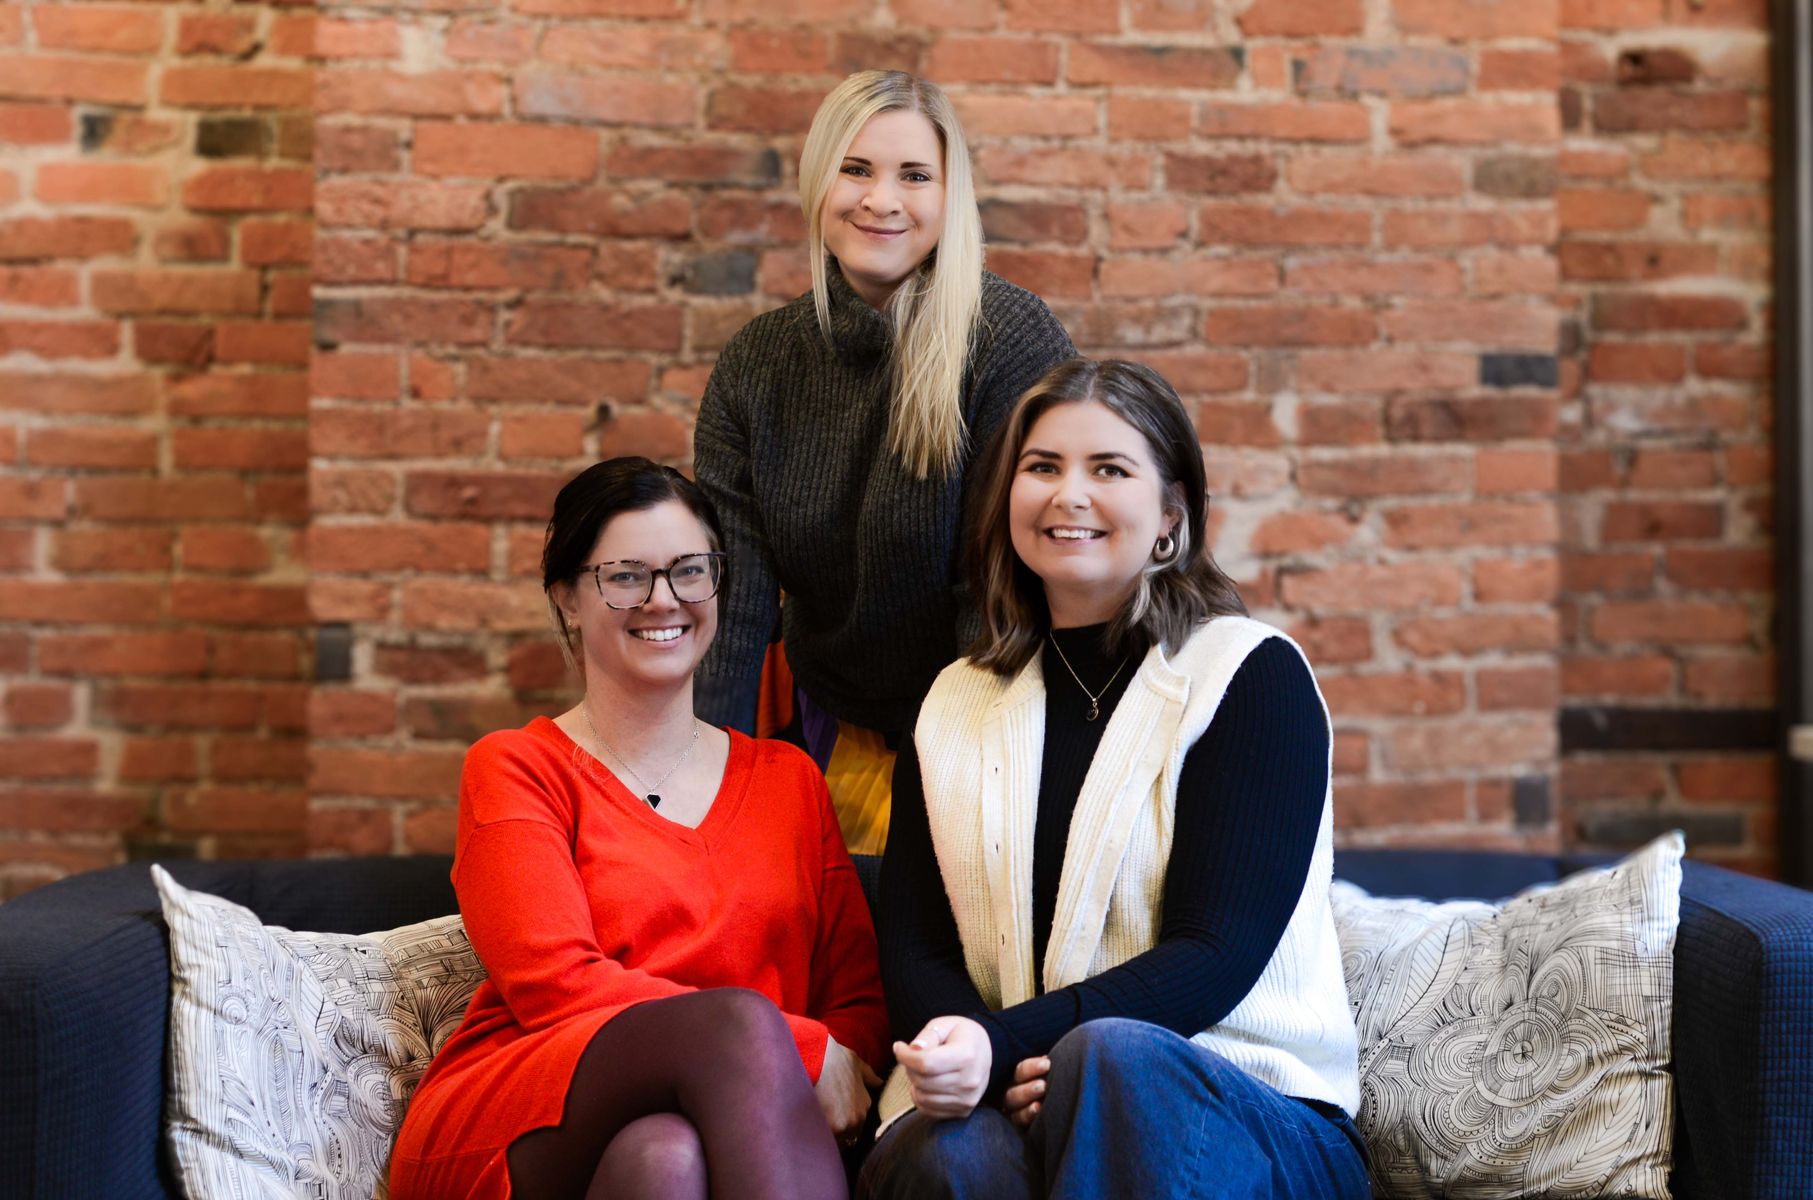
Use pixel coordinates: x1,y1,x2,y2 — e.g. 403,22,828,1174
2,850,1810,1199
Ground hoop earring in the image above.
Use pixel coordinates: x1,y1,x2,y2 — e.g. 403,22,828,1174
1153,533,1177,564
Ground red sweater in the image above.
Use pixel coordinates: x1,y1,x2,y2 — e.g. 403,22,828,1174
391,718,888,1196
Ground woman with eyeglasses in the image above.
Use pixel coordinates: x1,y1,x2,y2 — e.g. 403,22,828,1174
693,69,1074,857
390,457,889,1200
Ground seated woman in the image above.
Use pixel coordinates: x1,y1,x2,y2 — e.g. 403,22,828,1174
860,360,1366,1199
390,457,889,1200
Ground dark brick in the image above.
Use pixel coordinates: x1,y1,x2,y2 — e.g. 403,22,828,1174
1560,707,1776,752
1576,810,1745,848
315,622,353,683
196,117,270,159
1387,395,1559,442
1560,86,1583,132
1514,775,1551,828
1474,155,1556,199
126,836,199,861
676,250,756,295
79,112,112,153
1480,353,1559,389
1616,47,1697,86
980,200,1089,244
1165,153,1277,194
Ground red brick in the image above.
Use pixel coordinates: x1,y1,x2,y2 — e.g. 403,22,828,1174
0,266,74,308
0,581,165,625
983,249,1092,299
500,412,587,460
0,477,66,520
1683,653,1772,702
309,690,399,738
1642,134,1770,181
1384,208,1554,248
1400,0,1562,34
1288,258,1463,297
594,406,691,461
1473,253,1560,297
1480,665,1560,711
537,25,717,72
1561,0,1666,28
1591,601,1750,644
1336,781,1468,830
313,17,398,59
413,122,598,181
0,371,152,415
1391,100,1560,145
1564,242,1720,288
1666,546,1771,591
164,788,306,836
506,301,683,351
309,806,395,856
1204,305,1374,347
182,166,312,213
1594,89,1750,133
34,162,166,207
446,19,536,63
925,36,1058,84
153,220,229,263
0,737,98,780
318,69,505,117
1382,301,1557,350
212,322,309,366
1299,450,1472,497
955,94,1097,139
604,144,781,188
1624,448,1717,489
1067,44,1240,89
307,523,490,573
1682,193,1769,232
0,55,149,105
210,632,305,680
1279,562,1464,611
1677,756,1774,805
0,682,71,728
311,407,488,460
1395,613,1559,656
1002,0,1118,32
25,426,157,470
1592,293,1749,332
1100,256,1276,299
212,737,307,784
1322,670,1466,717
516,190,692,238
1480,49,1562,91
92,269,260,316
0,103,71,145
466,356,650,404
1199,102,1368,142
0,320,119,359
1100,203,1188,251
407,242,593,291
1287,155,1464,197
1247,512,1357,556
1240,0,1364,33
166,371,308,418
1387,502,1558,549
513,0,685,15
162,66,311,110
317,180,491,232
1387,717,1554,771
1562,759,1668,801
979,147,1152,188
33,7,164,54
1197,205,1370,247
177,14,256,56
50,528,173,574
514,73,694,126
315,296,493,346
1475,556,1559,603
1108,96,1193,141
73,476,250,522
180,527,271,573
397,580,547,632
169,581,308,627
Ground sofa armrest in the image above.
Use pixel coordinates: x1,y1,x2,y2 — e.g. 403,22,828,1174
1669,860,1813,1200
0,865,179,1200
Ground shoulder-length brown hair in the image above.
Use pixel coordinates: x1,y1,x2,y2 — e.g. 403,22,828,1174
965,358,1246,676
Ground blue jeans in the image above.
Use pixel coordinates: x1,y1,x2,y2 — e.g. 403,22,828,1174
857,1018,1369,1200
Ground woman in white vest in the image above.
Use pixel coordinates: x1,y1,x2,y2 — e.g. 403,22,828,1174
858,359,1366,1199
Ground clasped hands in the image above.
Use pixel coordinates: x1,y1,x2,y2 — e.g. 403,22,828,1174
894,1016,1050,1128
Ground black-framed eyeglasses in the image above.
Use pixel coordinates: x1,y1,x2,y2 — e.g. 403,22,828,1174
582,552,726,609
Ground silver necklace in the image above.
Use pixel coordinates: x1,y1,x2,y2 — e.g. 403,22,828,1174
580,705,699,809
1047,636,1129,722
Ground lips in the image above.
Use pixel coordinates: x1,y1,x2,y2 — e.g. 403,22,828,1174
853,223,907,237
629,626,687,643
1044,527,1105,541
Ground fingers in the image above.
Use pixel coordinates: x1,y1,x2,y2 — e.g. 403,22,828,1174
859,1059,884,1088
1011,1056,1051,1084
1007,1099,1041,1130
1003,1077,1045,1111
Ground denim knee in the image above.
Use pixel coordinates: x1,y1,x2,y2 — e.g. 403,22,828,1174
859,1109,1028,1200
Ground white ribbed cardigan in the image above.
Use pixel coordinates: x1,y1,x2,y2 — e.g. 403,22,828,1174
877,616,1360,1130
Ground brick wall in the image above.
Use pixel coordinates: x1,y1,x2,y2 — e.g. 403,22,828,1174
0,0,1780,892
0,0,314,898
1556,0,1775,874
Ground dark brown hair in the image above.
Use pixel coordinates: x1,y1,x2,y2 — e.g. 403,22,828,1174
965,358,1245,675
542,457,723,667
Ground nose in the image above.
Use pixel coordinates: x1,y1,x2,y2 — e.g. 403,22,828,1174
644,571,682,609
1051,467,1091,510
861,176,899,216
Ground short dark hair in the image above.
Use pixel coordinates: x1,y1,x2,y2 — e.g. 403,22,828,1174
542,457,724,665
965,358,1246,675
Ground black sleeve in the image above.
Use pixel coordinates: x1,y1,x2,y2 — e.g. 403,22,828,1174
971,638,1331,1099
876,734,993,1045
691,344,778,734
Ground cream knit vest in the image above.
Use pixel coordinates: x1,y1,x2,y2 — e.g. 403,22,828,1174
878,616,1360,1129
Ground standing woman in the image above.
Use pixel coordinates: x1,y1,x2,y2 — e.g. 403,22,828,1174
390,458,889,1200
861,360,1366,1199
693,70,1075,855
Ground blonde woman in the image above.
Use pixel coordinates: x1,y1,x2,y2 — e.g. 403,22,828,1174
693,70,1075,856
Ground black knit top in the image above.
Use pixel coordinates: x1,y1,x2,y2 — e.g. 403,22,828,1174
879,626,1331,1101
691,267,1075,735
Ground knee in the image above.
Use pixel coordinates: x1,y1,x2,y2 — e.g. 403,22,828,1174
683,988,797,1068
1049,1018,1167,1077
602,1113,705,1187
862,1110,1025,1200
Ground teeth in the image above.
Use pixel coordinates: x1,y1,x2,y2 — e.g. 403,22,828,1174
631,628,684,642
1050,529,1101,540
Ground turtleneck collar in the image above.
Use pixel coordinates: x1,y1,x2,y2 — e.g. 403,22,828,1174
1045,622,1128,681
824,259,895,367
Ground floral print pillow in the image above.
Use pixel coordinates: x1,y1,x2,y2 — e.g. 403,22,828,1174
1332,833,1682,1199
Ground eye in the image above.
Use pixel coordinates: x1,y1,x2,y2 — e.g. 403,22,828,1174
904,170,933,184
673,561,708,580
1022,461,1058,475
840,163,869,178
1094,463,1130,478
604,568,646,585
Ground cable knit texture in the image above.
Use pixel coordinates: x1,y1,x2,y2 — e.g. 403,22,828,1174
692,267,1074,734
877,617,1360,1130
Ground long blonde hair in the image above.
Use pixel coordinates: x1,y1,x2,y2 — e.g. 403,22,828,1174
799,70,984,480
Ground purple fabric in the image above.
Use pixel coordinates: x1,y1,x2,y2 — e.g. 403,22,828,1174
798,686,841,773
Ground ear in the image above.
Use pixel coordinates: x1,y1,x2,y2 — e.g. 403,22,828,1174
1162,484,1187,540
551,579,581,627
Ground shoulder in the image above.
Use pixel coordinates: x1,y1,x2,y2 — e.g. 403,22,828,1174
713,292,816,365
464,719,561,775
460,719,575,825
976,271,1067,336
742,730,822,784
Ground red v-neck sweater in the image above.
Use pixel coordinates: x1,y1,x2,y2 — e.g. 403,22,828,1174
389,718,888,1200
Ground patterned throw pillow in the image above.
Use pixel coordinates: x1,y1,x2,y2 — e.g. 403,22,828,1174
154,865,486,1200
1331,833,1682,1199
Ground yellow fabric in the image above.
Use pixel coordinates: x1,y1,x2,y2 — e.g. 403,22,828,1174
824,721,893,856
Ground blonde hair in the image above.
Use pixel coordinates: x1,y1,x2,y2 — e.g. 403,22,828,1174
799,70,984,480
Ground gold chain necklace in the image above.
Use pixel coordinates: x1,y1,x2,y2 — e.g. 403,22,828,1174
580,704,699,810
1047,636,1129,722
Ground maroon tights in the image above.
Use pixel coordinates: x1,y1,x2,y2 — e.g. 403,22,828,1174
505,988,847,1200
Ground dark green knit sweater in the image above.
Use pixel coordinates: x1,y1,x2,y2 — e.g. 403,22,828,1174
692,267,1075,735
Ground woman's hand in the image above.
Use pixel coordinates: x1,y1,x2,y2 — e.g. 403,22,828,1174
1003,1055,1050,1128
816,1034,882,1140
892,1016,993,1119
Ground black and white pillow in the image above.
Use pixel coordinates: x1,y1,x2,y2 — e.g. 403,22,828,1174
154,865,486,1200
1332,833,1681,1199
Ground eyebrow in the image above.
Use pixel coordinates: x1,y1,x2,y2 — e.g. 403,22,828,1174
1018,448,1138,464
842,156,937,170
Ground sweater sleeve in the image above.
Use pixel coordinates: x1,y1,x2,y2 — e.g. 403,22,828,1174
802,762,892,1074
692,343,779,735
455,815,696,1033
877,734,996,1044
971,638,1331,1099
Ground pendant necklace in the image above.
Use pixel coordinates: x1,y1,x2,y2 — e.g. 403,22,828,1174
1047,636,1129,722
580,704,699,810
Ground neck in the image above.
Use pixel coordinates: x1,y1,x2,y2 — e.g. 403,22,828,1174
1045,584,1131,630
576,673,696,758
837,262,899,311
